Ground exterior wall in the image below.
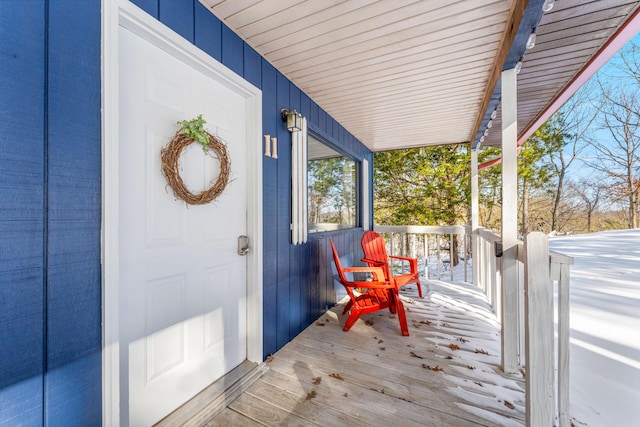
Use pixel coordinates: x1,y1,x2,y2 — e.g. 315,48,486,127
0,0,372,423
127,0,373,359
0,1,102,425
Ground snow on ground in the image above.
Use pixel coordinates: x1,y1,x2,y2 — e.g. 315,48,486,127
427,228,640,425
549,229,640,427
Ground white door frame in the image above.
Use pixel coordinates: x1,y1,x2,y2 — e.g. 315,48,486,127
101,1,263,425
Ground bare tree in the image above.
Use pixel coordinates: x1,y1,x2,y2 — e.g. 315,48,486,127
588,42,640,228
569,179,605,233
548,83,597,232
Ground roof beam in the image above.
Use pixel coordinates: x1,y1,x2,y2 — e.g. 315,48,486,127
468,0,529,144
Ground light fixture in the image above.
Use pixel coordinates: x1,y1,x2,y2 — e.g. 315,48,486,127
487,120,493,129
491,109,497,120
281,108,302,132
526,32,536,49
484,129,489,137
542,0,554,12
479,136,485,144
515,60,523,74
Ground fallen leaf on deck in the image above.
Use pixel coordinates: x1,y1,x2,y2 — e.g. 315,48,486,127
520,368,526,377
315,321,325,326
445,355,453,360
365,319,374,326
378,339,384,344
423,365,443,371
441,323,450,327
330,373,344,381
448,343,460,351
380,347,386,351
475,348,489,355
420,320,432,325
410,351,423,359
312,377,321,385
467,365,476,370
343,393,349,398
305,390,317,400
474,381,483,387
457,337,469,343
266,355,274,363
504,400,515,410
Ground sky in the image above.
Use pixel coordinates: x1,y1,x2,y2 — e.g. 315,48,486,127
561,33,640,183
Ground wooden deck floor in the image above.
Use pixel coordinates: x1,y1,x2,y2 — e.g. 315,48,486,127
205,280,525,426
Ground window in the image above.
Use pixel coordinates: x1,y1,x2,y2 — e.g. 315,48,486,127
307,134,357,233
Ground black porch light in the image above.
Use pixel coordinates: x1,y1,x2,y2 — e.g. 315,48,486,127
281,108,302,132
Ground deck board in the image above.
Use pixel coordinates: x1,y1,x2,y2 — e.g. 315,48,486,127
206,280,525,426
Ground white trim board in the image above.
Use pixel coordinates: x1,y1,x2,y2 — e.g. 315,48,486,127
101,1,263,425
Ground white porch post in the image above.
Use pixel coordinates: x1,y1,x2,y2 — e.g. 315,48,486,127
501,67,519,374
471,148,480,288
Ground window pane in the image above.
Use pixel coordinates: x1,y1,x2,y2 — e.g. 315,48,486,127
308,135,357,232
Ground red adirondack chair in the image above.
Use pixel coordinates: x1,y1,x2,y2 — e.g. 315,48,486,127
330,240,409,336
361,230,424,298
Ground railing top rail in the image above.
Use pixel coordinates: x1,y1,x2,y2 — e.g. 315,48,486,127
375,225,471,235
550,250,574,265
477,227,501,242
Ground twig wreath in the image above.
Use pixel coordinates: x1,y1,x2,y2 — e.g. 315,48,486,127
161,115,231,205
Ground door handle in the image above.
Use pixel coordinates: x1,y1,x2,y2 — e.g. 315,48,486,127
238,235,250,256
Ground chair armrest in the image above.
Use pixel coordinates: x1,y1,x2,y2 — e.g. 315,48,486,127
343,266,386,282
389,255,418,267
346,280,396,290
360,257,387,267
332,273,394,290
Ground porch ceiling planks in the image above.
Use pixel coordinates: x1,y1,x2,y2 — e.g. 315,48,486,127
200,0,640,151
200,0,515,150
481,0,640,147
201,281,526,426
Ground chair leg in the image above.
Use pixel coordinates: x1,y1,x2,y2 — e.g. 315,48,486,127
343,309,362,331
343,299,354,315
395,296,409,336
416,278,424,299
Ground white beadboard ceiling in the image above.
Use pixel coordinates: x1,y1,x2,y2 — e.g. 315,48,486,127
200,0,640,152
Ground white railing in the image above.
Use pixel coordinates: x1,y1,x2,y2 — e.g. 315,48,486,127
475,228,573,427
374,225,471,282
374,225,573,426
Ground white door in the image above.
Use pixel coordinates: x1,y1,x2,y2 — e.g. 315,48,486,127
118,25,249,426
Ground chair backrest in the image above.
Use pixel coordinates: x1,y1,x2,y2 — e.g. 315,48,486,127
361,230,388,264
329,240,348,284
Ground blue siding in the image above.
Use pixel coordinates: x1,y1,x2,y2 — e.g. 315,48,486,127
130,0,158,17
260,61,279,357
194,1,222,61
159,0,194,42
0,1,373,423
45,0,102,424
0,0,101,424
0,2,46,425
275,71,292,350
243,44,262,89
221,25,244,77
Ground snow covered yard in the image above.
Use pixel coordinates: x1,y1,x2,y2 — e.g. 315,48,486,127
550,229,640,426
